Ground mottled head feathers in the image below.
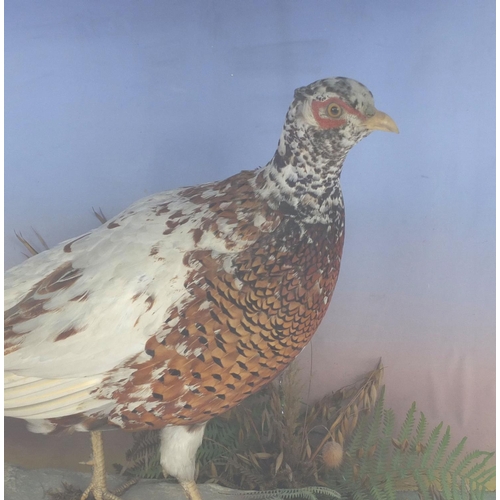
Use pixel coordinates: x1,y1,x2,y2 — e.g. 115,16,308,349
294,77,376,117
258,77,396,223
284,77,380,166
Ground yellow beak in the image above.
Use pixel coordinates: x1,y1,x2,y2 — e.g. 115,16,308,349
364,110,399,134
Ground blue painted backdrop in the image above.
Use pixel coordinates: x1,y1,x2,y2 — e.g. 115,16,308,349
5,0,495,462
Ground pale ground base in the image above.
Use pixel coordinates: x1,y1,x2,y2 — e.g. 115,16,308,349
5,464,244,500
5,419,495,499
5,464,496,500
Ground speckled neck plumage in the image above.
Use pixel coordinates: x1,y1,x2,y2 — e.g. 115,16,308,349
256,123,346,224
253,78,374,224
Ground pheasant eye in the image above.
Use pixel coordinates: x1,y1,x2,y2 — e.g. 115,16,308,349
327,103,343,119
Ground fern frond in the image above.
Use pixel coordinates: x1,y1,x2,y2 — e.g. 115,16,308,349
358,385,384,478
370,483,388,500
461,477,469,500
453,449,486,479
420,421,444,470
429,425,451,473
374,408,394,476
368,385,385,449
125,430,160,462
411,412,427,452
470,464,496,486
389,401,416,475
465,452,495,481
413,469,431,500
441,436,466,496
440,465,452,499
397,402,416,443
352,489,371,500
384,476,397,500
347,410,369,458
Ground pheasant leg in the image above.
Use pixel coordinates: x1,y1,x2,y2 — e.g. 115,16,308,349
160,424,206,500
80,431,121,500
180,480,203,500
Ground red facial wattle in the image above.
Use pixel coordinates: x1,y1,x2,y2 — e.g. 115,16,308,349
311,97,366,130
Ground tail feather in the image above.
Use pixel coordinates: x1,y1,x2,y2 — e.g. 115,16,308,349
4,372,108,419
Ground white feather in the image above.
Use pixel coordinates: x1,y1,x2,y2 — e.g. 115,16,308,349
5,178,266,423
160,424,206,481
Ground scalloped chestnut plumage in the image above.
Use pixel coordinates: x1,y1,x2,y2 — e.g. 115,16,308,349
5,77,398,500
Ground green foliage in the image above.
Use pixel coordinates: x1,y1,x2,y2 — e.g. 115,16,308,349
118,363,495,500
215,486,341,499
326,388,495,500
115,430,162,479
197,415,240,467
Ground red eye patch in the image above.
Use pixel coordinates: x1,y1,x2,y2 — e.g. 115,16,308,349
311,97,366,130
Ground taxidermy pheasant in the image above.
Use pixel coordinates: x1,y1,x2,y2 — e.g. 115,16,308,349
5,77,398,500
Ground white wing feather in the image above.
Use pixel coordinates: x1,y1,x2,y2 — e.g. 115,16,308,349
5,180,264,423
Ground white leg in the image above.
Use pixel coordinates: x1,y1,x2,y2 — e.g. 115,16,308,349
160,424,206,500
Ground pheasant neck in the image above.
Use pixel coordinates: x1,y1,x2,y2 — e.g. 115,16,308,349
254,139,345,224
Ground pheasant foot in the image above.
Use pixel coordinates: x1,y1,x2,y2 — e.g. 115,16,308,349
180,479,203,500
80,431,122,500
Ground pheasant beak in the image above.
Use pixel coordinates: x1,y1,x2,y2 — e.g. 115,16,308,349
364,110,399,134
